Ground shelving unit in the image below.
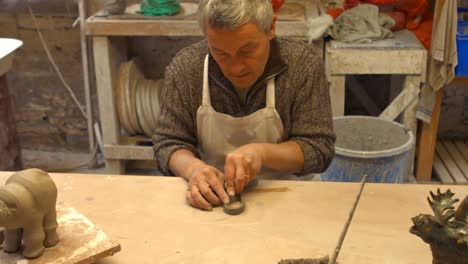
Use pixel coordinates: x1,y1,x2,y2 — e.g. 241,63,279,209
86,1,321,174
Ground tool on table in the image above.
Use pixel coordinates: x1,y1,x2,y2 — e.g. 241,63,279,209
279,175,368,264
329,174,368,264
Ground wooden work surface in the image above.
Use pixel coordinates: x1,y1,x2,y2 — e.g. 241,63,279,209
1,172,465,264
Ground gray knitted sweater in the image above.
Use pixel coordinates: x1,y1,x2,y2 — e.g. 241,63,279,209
153,37,335,176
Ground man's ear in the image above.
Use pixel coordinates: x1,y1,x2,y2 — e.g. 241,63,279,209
268,16,277,40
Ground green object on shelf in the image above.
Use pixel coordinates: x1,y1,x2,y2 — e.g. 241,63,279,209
141,0,181,16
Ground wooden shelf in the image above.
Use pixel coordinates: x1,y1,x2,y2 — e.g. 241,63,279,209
85,0,318,37
86,17,309,37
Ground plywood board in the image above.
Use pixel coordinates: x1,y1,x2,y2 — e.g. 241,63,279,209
435,142,466,183
0,205,120,264
433,153,454,184
455,140,468,161
443,140,468,181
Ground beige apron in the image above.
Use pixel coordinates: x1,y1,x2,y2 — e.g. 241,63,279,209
197,55,285,179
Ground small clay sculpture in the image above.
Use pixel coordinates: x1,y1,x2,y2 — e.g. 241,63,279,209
410,189,468,264
0,169,59,259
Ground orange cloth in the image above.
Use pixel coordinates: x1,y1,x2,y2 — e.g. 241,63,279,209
409,15,433,49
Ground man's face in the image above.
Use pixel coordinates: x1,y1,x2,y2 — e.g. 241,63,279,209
206,19,276,90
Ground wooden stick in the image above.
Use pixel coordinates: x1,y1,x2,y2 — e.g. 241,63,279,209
79,0,95,154
329,174,368,264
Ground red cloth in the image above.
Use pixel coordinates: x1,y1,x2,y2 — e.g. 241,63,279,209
271,0,285,12
327,8,344,19
384,11,407,31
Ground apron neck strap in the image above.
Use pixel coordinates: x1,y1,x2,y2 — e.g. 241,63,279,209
266,78,275,108
202,55,211,105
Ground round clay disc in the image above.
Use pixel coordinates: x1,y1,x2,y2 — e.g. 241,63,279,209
124,61,137,134
141,79,153,137
150,79,163,129
144,80,156,136
145,80,157,134
117,62,135,135
135,78,147,137
127,59,144,134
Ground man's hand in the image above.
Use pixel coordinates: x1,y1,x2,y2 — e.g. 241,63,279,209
224,144,265,196
186,162,230,211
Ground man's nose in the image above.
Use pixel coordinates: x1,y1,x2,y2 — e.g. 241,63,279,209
229,57,246,76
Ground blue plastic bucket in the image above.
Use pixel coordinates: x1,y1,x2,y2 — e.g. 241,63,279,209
322,116,414,183
455,21,468,76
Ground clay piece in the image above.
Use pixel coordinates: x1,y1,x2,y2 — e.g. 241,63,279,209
0,168,60,259
410,189,468,264
223,194,245,215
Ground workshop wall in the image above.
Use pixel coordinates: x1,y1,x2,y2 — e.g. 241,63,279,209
0,0,89,152
0,0,466,154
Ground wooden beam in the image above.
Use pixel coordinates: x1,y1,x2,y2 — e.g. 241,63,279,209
103,144,154,160
329,76,345,117
416,89,443,181
402,76,421,180
380,75,420,121
93,36,127,174
326,49,426,75
79,0,95,155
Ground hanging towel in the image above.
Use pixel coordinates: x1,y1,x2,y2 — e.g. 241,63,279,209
416,0,458,123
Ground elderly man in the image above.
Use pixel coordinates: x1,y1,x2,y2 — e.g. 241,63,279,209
153,0,335,211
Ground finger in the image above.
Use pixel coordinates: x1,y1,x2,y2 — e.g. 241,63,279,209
224,156,236,196
191,185,212,211
209,172,230,205
234,158,246,194
199,182,221,206
187,189,204,210
244,160,252,185
186,190,198,208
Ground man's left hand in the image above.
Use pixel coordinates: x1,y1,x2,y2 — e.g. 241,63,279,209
224,144,265,196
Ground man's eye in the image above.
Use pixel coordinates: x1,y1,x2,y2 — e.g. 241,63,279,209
217,52,228,57
240,48,254,54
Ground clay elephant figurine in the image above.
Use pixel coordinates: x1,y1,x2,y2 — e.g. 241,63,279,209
0,168,59,258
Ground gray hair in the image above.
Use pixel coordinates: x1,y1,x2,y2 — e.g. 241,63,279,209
198,0,274,34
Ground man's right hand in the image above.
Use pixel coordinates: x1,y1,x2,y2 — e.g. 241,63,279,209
186,162,230,211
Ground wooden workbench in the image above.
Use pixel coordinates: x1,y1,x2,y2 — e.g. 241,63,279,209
0,172,465,263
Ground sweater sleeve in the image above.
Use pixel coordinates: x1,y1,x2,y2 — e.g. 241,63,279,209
152,64,199,176
289,53,336,175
